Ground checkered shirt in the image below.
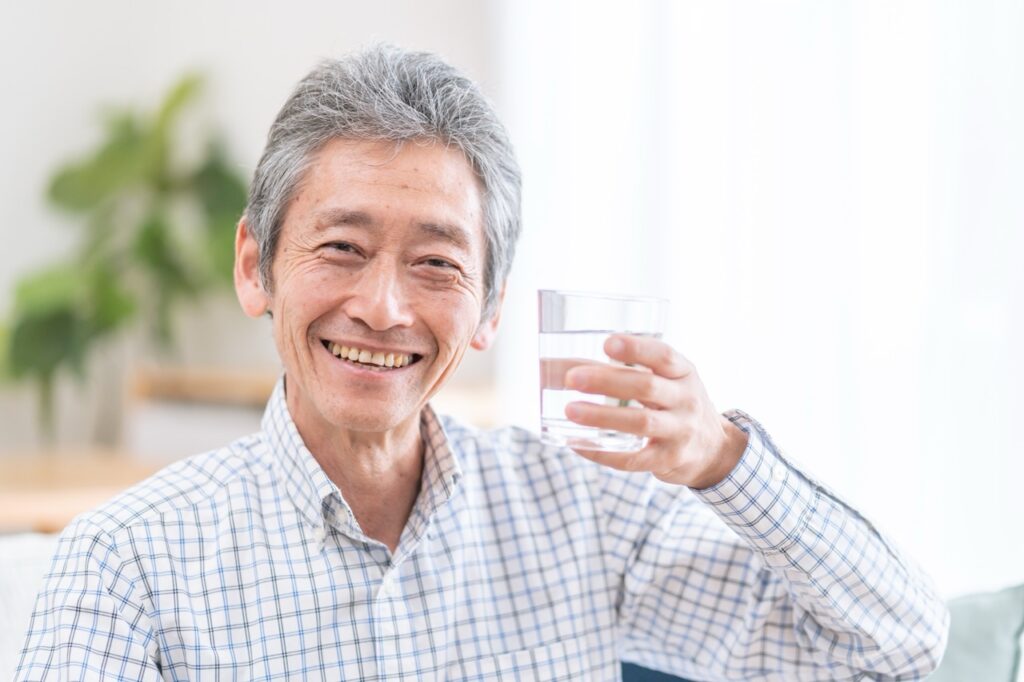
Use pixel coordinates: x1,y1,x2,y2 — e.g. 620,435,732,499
17,379,948,680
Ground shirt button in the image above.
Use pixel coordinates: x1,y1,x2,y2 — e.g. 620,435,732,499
311,527,326,545
771,464,787,482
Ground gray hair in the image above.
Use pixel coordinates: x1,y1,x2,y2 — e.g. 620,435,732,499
244,45,522,321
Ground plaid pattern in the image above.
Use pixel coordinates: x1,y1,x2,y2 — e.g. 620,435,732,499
17,380,948,680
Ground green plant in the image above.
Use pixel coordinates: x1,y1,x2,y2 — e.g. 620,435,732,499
2,74,248,440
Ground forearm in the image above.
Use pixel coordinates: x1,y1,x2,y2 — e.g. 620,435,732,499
689,410,949,678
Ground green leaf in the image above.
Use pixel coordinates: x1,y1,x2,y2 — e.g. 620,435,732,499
87,264,136,334
134,212,197,293
155,73,203,134
143,74,204,189
186,142,247,282
13,265,84,316
193,146,248,219
0,323,11,382
47,114,149,211
192,146,247,284
8,307,86,380
80,204,118,265
205,218,238,284
132,211,203,345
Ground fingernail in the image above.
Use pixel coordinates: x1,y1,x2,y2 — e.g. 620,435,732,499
606,337,624,354
565,369,584,389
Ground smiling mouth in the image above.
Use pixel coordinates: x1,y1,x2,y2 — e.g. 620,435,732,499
321,340,422,370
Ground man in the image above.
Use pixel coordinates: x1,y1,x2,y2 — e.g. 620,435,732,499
18,46,947,680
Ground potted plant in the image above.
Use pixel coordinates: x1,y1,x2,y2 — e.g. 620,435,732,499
0,74,248,443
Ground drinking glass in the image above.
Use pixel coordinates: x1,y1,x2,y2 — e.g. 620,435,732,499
538,289,668,452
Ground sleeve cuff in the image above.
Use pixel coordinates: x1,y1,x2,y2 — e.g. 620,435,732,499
689,409,818,556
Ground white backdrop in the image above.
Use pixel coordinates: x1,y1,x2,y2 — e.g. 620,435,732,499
494,0,1024,598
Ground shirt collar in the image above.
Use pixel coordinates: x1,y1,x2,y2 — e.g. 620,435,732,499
262,377,343,530
261,376,464,540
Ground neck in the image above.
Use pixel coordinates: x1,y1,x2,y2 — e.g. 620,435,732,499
289,394,426,554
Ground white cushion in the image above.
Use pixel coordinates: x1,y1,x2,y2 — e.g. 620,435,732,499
0,533,60,680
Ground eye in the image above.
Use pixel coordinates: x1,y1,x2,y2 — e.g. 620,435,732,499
329,242,359,254
424,257,457,269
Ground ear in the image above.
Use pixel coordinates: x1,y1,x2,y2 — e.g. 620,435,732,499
234,217,271,318
470,282,506,351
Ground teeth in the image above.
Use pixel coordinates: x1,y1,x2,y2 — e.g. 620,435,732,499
328,341,413,369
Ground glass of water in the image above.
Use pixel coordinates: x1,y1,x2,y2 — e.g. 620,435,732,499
538,289,668,452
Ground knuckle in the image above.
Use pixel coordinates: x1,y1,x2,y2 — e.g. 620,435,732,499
639,373,659,396
635,410,657,433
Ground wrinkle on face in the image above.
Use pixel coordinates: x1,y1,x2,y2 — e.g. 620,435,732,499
263,137,492,458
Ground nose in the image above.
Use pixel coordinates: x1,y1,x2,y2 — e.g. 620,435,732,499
342,260,415,331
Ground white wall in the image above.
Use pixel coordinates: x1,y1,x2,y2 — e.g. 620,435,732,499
0,0,499,450
495,0,1024,598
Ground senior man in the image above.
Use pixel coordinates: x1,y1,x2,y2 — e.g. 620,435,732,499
19,46,947,680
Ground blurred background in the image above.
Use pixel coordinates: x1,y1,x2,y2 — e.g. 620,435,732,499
1,0,1022,608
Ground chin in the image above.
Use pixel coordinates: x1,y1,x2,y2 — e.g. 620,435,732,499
318,396,414,433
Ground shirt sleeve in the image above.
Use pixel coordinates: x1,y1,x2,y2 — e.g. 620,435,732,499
604,409,949,681
15,517,162,681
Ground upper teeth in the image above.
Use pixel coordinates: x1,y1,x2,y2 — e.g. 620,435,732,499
329,343,413,368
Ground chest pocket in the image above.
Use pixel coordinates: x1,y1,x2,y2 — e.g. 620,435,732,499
446,636,608,681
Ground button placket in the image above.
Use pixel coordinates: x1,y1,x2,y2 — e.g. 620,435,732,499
374,567,403,669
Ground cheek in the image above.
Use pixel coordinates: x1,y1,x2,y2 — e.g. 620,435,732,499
435,309,484,356
269,288,322,353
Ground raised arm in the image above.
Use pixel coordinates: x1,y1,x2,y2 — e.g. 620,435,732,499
601,411,948,680
566,334,948,679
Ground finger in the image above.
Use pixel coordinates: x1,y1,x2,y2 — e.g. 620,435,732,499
564,365,680,409
604,334,693,380
565,401,673,438
539,356,605,390
568,445,656,473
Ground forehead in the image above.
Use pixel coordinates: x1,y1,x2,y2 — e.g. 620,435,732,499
286,137,485,250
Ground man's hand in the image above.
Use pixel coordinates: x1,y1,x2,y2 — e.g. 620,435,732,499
563,334,749,489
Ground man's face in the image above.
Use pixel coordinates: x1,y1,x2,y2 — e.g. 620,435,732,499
236,138,500,438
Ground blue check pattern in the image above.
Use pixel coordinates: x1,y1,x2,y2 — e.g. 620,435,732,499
17,379,948,680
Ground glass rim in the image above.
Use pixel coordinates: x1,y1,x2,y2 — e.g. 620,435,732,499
537,288,669,305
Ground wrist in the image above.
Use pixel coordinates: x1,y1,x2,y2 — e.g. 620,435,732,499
688,416,749,490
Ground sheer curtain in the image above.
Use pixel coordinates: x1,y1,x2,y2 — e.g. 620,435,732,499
493,0,1024,597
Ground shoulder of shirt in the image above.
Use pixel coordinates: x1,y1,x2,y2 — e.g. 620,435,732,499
434,412,693,515
65,431,268,538
436,412,606,476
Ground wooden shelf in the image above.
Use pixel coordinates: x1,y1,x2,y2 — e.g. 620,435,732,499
131,366,278,407
0,451,171,534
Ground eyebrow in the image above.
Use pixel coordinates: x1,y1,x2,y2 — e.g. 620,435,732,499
418,221,471,252
313,208,374,229
313,208,472,252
